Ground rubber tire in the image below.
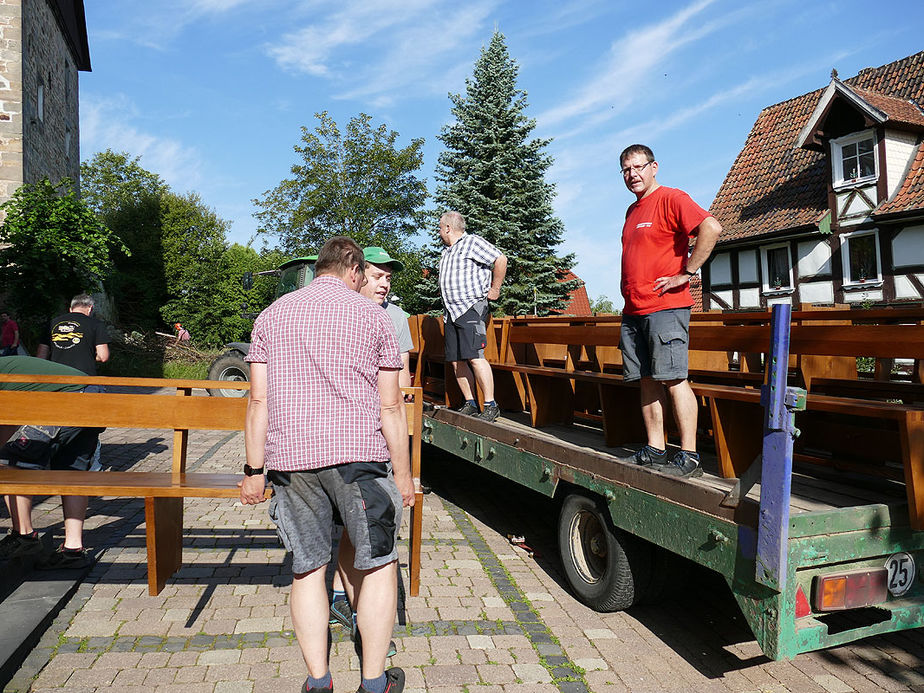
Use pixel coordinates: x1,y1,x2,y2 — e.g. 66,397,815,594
207,352,250,398
558,493,652,611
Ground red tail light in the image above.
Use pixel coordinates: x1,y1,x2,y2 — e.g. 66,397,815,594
813,568,888,611
795,585,811,618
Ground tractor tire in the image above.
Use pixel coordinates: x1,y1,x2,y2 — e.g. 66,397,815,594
558,492,652,611
207,352,250,398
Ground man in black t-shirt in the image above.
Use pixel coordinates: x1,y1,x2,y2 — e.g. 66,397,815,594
36,294,110,375
0,356,101,569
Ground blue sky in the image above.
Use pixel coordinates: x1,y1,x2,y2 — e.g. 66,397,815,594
80,0,924,308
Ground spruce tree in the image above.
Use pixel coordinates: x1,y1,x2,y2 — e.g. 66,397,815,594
431,31,580,316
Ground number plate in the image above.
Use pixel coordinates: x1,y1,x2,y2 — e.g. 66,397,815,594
885,552,917,597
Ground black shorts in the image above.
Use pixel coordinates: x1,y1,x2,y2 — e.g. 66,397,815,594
444,300,489,362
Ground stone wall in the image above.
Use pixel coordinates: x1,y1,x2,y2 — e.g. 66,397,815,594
0,0,24,210
21,0,80,189
0,0,81,223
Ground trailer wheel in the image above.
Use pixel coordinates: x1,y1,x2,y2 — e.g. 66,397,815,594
558,493,650,611
207,352,250,398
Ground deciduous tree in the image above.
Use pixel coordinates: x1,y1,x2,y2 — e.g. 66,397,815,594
254,111,428,260
0,178,127,334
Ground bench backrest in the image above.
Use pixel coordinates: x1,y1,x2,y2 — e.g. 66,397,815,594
0,377,424,477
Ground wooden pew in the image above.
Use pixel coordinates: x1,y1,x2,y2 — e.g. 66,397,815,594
488,321,924,529
0,376,425,595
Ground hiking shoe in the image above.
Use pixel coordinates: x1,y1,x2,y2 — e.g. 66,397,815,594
475,404,500,422
356,667,405,693
36,544,90,570
454,401,480,416
625,445,667,467
0,531,42,560
329,597,353,628
655,450,703,478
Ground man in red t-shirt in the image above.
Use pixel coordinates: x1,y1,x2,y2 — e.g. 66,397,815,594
618,144,722,478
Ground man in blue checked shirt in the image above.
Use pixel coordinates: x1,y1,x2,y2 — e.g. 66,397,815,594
437,211,508,422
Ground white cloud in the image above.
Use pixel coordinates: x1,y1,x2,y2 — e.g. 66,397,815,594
80,95,204,194
95,0,258,50
537,0,719,131
265,0,499,100
267,0,438,76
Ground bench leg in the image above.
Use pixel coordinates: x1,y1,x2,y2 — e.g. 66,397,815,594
525,375,574,428
146,497,183,596
494,370,526,413
900,411,924,531
598,384,646,447
709,397,763,478
408,490,424,597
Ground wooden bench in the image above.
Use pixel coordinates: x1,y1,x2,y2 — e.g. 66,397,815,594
487,321,924,529
0,376,425,596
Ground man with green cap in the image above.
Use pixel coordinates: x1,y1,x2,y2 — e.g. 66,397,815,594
359,247,413,388
327,246,413,658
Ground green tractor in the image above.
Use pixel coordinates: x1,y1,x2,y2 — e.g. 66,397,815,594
207,256,317,397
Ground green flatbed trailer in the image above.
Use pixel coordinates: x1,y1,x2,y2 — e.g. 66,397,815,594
420,305,924,659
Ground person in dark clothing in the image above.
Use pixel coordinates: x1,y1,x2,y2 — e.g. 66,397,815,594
0,356,101,568
0,311,20,356
36,293,109,376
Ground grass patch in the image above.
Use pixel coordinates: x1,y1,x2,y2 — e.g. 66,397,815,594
99,334,223,380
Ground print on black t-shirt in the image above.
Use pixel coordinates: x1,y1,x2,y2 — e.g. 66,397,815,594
46,312,109,376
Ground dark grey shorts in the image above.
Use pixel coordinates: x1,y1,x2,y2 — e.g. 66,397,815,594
619,308,691,382
268,462,403,575
444,299,489,362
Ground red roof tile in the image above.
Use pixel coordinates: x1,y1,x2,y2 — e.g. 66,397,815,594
557,270,592,316
711,51,924,243
849,86,924,128
690,275,704,313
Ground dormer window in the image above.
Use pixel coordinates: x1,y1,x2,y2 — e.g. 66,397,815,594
831,130,877,187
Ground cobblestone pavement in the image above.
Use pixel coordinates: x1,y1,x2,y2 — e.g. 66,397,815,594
4,425,924,693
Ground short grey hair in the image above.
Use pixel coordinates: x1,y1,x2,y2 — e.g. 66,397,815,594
70,293,94,310
440,211,466,234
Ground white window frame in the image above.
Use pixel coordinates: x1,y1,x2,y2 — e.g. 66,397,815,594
831,129,877,189
840,229,883,288
760,243,794,294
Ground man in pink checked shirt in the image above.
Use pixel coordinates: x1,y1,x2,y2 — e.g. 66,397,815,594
239,236,413,693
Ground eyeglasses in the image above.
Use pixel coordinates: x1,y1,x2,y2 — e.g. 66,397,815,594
621,161,653,177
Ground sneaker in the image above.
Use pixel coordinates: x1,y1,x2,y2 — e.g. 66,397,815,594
625,445,667,467
655,450,703,478
0,531,42,560
454,401,480,416
356,667,405,693
36,544,90,570
329,597,353,628
475,404,500,422
351,616,398,658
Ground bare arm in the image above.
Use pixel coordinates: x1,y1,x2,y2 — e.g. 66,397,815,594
36,344,49,359
379,367,413,507
399,352,411,389
239,362,268,504
95,343,110,363
11,328,18,348
486,254,508,301
654,216,722,295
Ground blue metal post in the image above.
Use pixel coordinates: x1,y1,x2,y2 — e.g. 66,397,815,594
755,303,805,593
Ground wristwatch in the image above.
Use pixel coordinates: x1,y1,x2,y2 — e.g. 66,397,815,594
243,463,265,476
684,268,697,276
